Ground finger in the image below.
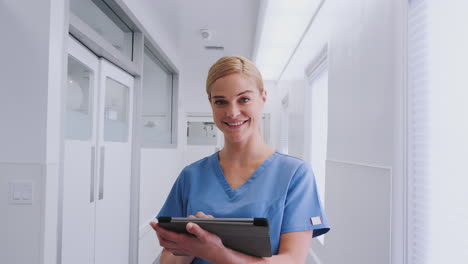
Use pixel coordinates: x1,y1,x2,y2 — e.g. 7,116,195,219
163,244,190,256
159,237,178,248
159,238,170,248
149,221,158,230
150,222,167,244
156,229,178,247
186,223,207,242
154,225,183,242
155,229,163,242
195,211,206,218
188,215,196,218
168,249,189,256
164,245,184,255
171,252,190,256
195,211,214,218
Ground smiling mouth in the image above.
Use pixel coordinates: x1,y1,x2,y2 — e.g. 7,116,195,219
224,120,248,128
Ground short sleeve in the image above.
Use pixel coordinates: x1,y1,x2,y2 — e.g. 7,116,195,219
156,169,188,218
281,163,330,238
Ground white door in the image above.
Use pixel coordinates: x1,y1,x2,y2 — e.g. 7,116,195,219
94,59,134,264
62,36,100,264
62,36,134,264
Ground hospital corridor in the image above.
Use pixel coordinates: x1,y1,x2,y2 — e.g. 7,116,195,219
1,0,468,264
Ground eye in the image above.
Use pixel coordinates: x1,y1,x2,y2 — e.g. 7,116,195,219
214,100,227,105
240,97,250,103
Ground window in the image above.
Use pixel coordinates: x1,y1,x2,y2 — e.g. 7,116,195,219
407,1,468,263
407,0,430,262
103,77,130,142
141,45,176,147
305,47,328,244
70,0,134,61
66,55,94,140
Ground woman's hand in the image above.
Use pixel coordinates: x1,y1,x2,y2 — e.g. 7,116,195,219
188,211,214,219
151,212,311,264
150,212,226,262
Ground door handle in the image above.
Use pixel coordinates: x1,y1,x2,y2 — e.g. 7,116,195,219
99,146,105,200
90,146,96,203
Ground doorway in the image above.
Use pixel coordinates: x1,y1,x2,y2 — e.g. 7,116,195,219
62,36,135,264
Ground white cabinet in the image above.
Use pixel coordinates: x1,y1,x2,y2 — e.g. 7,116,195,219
62,36,134,264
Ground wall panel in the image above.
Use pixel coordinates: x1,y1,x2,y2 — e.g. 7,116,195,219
324,160,392,264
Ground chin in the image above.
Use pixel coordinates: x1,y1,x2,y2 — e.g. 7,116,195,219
224,131,256,144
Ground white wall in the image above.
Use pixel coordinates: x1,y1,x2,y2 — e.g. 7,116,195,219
138,148,184,263
0,164,45,264
269,0,406,263
0,1,51,164
422,2,468,263
0,1,67,264
326,0,404,263
284,81,307,159
266,80,307,157
178,0,260,113
327,0,395,165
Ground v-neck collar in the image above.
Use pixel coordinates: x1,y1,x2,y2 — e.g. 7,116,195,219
210,151,278,200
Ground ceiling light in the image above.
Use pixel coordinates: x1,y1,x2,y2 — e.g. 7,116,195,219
254,0,323,81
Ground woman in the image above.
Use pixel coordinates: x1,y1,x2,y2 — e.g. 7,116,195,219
150,56,330,264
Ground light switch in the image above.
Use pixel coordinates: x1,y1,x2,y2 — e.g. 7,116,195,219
13,191,22,200
9,181,33,205
22,190,32,200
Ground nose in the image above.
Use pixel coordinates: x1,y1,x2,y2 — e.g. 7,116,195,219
226,103,240,118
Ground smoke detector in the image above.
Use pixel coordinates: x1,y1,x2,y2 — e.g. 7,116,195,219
200,29,211,41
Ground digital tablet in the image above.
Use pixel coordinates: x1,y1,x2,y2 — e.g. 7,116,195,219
157,217,272,257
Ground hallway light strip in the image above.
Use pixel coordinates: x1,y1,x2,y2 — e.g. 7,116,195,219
275,0,326,83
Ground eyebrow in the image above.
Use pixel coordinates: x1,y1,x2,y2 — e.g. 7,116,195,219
211,90,254,99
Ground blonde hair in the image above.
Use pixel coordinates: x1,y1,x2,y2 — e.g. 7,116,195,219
206,56,264,97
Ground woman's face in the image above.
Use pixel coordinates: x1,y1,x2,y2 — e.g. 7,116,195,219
209,73,266,143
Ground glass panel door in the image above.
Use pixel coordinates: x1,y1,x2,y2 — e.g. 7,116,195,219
62,36,100,264
66,56,94,140
94,58,134,264
103,77,130,142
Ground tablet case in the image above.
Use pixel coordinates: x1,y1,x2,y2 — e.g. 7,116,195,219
158,217,272,257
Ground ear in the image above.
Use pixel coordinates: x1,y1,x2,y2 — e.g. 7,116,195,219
261,90,267,103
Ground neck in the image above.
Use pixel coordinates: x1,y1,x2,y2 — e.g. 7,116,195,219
219,133,274,165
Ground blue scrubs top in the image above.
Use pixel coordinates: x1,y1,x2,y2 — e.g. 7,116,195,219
156,152,330,264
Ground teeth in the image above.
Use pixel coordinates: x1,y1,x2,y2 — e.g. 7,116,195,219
227,121,245,126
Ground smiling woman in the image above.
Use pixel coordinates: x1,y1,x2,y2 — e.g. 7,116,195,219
209,73,266,144
151,56,330,264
